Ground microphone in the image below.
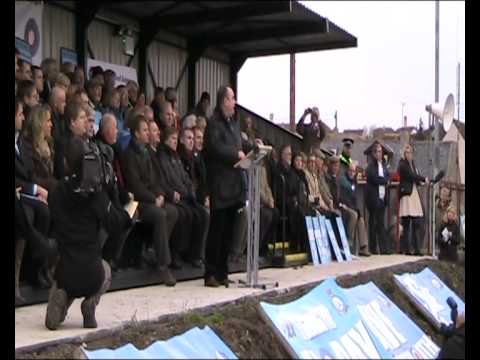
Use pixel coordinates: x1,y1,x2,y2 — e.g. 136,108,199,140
432,170,445,184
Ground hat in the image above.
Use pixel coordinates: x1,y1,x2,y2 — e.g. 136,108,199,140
319,148,334,159
342,138,354,147
328,155,340,164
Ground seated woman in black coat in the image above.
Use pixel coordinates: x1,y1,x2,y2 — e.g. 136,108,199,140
274,145,309,253
156,126,209,268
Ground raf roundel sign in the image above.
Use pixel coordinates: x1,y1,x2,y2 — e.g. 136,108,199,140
24,17,40,58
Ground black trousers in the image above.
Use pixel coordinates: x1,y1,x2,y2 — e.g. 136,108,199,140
205,205,240,281
401,216,424,254
260,206,279,256
368,206,388,254
170,202,209,261
138,203,178,269
286,205,308,252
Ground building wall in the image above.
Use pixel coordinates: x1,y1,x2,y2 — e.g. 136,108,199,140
87,19,139,70
147,41,188,116
42,3,76,61
196,57,230,112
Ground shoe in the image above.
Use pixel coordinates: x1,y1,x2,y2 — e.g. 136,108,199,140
45,288,68,330
359,247,371,257
81,297,97,328
204,276,221,287
159,268,176,287
15,295,26,306
414,251,424,256
218,278,235,287
170,253,183,270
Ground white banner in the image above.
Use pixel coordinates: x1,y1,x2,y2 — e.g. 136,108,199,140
87,58,138,87
15,1,43,66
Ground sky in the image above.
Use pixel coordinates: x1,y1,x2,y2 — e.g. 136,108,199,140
237,1,465,132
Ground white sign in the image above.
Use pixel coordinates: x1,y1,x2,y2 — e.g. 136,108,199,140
15,1,43,66
87,58,138,87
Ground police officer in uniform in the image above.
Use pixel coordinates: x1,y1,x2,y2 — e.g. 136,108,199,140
340,138,354,177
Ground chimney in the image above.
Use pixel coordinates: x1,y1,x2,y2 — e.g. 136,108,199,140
403,115,407,128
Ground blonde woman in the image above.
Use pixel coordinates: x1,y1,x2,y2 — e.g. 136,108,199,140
26,104,57,192
398,144,429,255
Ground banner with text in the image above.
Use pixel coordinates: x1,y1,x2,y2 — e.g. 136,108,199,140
87,58,138,87
15,1,43,66
394,267,465,330
82,325,237,359
345,281,440,359
259,278,388,359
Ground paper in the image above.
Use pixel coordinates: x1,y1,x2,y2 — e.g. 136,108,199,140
124,200,138,219
234,145,272,169
379,185,385,200
441,227,449,242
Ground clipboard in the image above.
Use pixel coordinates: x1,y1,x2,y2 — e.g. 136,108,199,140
234,145,272,169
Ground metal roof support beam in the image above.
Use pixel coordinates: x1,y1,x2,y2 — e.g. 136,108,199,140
229,56,247,96
151,1,292,29
185,43,206,111
75,2,104,73
193,21,328,46
235,38,357,58
137,20,164,92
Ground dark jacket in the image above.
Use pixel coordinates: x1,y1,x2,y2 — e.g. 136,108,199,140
437,221,460,262
51,110,68,179
156,144,195,201
398,158,425,198
50,180,129,298
339,172,359,211
15,135,37,196
296,115,326,153
325,171,340,208
366,159,390,209
274,162,303,212
204,109,245,210
122,139,164,204
178,145,209,205
95,135,130,207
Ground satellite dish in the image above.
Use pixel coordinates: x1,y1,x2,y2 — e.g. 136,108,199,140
425,94,455,132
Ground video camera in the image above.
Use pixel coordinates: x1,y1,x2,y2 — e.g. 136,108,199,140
73,141,114,195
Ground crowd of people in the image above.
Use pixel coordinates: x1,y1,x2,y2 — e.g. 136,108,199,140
15,48,461,330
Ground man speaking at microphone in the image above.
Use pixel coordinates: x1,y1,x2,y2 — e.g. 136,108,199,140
203,85,248,287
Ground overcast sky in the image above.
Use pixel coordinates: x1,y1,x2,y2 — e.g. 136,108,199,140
237,1,465,132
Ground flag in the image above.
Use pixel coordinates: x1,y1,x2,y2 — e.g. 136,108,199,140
15,1,43,66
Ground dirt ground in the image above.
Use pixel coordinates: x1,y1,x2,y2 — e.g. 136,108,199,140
16,259,464,359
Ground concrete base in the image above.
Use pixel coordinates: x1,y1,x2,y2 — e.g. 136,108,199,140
15,255,432,352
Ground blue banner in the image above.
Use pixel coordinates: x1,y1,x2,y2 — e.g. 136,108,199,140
60,47,78,65
335,216,352,261
314,216,332,264
394,267,465,330
306,216,320,266
324,217,344,262
260,278,388,359
345,282,440,359
82,325,237,359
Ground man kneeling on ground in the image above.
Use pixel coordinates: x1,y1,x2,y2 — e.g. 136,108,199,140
45,137,130,330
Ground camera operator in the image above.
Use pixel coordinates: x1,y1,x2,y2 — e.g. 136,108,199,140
296,107,326,154
45,136,130,330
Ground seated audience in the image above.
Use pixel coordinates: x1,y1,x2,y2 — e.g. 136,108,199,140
31,65,44,100
86,79,103,112
25,104,57,192
40,58,59,103
49,87,67,179
150,86,165,122
122,115,179,285
15,99,53,289
339,164,370,256
157,127,209,268
194,91,210,118
274,145,309,253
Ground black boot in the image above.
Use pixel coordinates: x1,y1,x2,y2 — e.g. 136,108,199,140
81,297,97,328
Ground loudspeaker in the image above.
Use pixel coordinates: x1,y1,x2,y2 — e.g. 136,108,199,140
425,94,455,132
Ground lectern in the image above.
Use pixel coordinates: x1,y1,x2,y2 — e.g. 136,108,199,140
235,145,279,289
